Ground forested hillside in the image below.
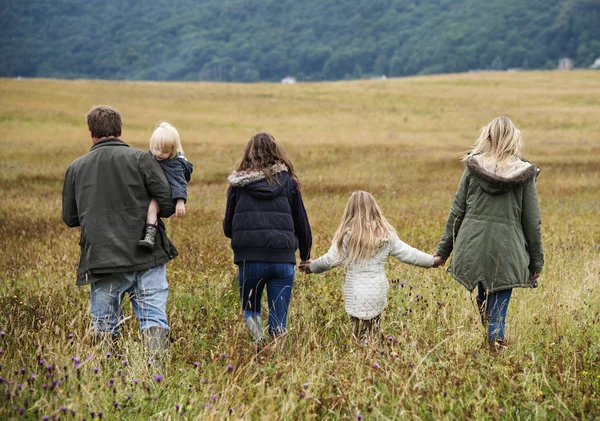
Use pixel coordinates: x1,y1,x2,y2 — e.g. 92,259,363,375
1,0,599,81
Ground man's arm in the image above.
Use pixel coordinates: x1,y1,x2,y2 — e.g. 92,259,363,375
61,165,80,227
139,152,175,218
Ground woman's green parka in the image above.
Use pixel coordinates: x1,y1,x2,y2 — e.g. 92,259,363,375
436,155,544,293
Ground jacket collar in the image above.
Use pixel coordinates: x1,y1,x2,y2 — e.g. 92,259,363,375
466,154,540,186
90,138,129,151
228,163,288,187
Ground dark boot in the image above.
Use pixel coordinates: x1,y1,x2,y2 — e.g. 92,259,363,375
138,224,158,250
143,326,170,371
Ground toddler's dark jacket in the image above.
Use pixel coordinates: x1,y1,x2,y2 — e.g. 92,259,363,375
159,153,193,202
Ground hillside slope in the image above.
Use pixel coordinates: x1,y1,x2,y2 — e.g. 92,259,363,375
1,0,599,81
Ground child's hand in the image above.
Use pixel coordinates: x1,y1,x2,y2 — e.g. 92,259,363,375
298,259,312,274
432,253,446,268
176,200,186,218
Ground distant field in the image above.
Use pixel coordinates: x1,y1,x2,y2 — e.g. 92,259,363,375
1,71,599,419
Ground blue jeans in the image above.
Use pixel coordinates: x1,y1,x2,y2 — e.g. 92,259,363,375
238,262,295,337
477,282,512,340
90,265,169,334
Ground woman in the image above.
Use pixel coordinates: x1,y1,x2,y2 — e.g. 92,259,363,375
435,116,544,349
223,133,312,342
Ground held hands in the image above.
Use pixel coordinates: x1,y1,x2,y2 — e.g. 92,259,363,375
297,259,313,274
432,252,447,268
176,200,186,218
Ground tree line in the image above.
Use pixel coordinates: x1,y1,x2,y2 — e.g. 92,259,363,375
1,0,599,82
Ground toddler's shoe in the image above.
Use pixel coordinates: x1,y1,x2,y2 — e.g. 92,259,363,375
138,224,158,250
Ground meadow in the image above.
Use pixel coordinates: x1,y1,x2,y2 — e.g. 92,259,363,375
0,71,599,420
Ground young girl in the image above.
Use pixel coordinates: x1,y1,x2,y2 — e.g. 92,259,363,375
138,122,194,249
300,191,442,338
434,116,543,349
223,132,312,342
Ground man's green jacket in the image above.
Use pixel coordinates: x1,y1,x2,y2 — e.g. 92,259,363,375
62,138,178,285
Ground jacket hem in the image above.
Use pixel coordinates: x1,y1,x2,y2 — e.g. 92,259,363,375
234,248,296,264
447,269,535,293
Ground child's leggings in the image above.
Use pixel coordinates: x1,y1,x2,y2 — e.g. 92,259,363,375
477,282,512,341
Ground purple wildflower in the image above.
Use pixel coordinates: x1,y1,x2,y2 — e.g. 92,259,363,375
372,362,381,369
299,392,306,399
113,402,119,408
498,408,505,415
93,367,99,374
193,361,200,367
227,365,234,372
154,375,163,382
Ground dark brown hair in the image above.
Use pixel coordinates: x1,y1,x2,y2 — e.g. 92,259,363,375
86,105,122,139
236,132,299,186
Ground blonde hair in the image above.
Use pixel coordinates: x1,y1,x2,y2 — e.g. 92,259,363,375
237,132,300,187
463,116,522,167
149,121,183,159
332,191,395,264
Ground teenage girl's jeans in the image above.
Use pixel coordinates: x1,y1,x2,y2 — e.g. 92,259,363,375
238,262,295,337
477,282,512,340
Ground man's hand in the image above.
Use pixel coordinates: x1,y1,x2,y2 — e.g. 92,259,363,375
176,200,186,218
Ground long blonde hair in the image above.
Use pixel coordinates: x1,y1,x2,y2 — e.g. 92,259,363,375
236,132,299,186
332,191,395,264
463,116,522,167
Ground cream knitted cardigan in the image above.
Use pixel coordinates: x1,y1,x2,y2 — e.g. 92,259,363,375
309,233,434,320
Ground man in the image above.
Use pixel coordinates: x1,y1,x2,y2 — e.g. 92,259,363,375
62,105,177,363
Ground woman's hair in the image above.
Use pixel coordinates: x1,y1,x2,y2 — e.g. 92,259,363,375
236,132,299,185
149,121,183,159
86,105,122,139
463,116,523,167
332,191,395,264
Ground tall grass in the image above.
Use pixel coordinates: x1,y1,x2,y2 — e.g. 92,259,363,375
1,71,599,419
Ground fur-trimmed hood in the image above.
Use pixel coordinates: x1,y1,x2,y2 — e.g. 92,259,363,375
227,163,290,199
466,154,540,194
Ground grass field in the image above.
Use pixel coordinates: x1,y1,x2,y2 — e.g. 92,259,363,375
1,71,599,420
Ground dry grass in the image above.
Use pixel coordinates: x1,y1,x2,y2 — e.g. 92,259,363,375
0,71,599,419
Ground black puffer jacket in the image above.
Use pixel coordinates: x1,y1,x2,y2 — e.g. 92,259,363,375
223,164,312,264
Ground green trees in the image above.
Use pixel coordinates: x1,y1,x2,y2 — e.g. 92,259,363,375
1,0,598,81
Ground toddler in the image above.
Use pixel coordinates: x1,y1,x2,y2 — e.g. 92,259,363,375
138,122,193,249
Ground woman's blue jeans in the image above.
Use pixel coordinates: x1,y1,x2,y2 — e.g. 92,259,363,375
477,282,512,340
238,262,295,338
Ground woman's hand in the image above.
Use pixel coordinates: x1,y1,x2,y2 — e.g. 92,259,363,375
432,252,447,267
